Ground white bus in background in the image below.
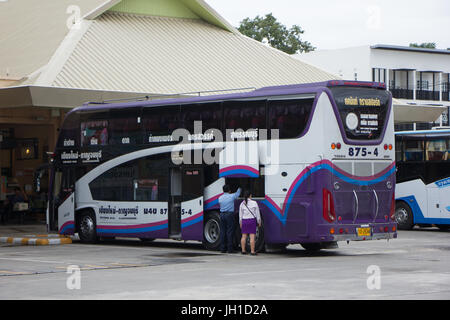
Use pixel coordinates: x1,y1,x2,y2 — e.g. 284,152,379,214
395,130,450,230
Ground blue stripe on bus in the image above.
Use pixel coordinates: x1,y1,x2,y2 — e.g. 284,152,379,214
219,169,259,178
97,223,168,234
397,195,450,225
204,199,219,210
181,216,203,228
59,223,75,234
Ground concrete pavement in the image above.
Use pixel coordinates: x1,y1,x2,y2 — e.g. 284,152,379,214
0,227,449,299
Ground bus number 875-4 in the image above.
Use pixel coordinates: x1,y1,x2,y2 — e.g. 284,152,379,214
348,147,378,157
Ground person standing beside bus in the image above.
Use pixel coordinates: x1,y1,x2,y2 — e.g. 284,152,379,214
218,185,241,253
239,191,261,255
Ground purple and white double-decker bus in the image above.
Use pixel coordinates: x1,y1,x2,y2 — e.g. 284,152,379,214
47,80,397,251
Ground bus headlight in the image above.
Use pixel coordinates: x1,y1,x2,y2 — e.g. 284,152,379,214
333,182,341,191
386,181,392,190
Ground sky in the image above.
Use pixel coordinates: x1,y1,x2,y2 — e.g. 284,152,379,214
205,0,450,51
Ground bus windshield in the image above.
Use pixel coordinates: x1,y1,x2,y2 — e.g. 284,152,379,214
330,87,390,141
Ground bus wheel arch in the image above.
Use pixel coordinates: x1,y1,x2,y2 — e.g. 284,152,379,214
76,208,98,243
395,200,414,230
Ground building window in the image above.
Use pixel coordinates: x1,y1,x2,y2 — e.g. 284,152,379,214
372,68,386,83
417,80,429,90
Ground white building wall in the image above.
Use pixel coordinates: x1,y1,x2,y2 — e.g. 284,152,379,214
371,49,450,74
295,46,372,81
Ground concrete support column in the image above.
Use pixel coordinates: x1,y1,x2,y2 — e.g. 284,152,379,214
413,71,417,100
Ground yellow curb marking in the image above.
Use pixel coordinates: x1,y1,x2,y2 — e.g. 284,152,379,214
59,238,72,244
36,239,49,245
110,263,147,267
0,270,33,275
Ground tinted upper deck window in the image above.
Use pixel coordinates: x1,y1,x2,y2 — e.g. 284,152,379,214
268,98,314,139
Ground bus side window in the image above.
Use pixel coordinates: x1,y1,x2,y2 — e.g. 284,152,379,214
89,155,168,202
395,140,403,162
223,100,265,139
81,120,108,146
58,113,79,148
447,138,450,161
404,139,424,161
181,103,222,136
269,98,314,139
426,139,447,161
143,106,180,143
109,110,141,145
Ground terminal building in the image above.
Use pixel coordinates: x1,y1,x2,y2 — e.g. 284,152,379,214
0,0,336,212
295,44,450,131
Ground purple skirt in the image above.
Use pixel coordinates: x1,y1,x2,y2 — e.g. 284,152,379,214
241,218,257,234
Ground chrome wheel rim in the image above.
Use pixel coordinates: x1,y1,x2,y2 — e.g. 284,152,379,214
204,219,220,243
80,216,94,236
395,208,409,224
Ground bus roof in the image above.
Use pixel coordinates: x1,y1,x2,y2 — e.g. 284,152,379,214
395,129,450,138
70,80,387,114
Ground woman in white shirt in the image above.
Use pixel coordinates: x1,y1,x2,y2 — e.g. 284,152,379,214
239,190,261,255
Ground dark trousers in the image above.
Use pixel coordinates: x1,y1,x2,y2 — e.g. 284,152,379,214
220,211,235,252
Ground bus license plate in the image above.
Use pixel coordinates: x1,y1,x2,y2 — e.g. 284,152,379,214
357,227,371,237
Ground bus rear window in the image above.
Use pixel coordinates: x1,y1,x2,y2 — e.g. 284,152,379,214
330,87,390,141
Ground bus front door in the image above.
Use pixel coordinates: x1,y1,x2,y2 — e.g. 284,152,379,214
169,167,204,239
180,168,204,241
169,168,182,238
52,167,76,235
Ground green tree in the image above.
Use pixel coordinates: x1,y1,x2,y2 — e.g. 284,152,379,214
409,42,437,49
238,13,315,54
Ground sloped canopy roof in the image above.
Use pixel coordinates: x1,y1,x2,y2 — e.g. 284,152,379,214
33,9,336,94
393,98,446,123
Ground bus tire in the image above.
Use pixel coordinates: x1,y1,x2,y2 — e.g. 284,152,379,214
203,211,221,251
77,210,98,243
395,201,414,230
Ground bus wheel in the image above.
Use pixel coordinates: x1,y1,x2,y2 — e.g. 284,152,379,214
301,243,322,252
203,212,221,251
77,211,98,243
395,202,414,230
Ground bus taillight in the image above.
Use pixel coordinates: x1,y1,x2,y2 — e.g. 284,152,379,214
390,193,396,221
323,189,336,223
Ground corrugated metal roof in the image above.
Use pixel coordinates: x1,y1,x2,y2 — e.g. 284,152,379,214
52,12,336,94
0,0,107,80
